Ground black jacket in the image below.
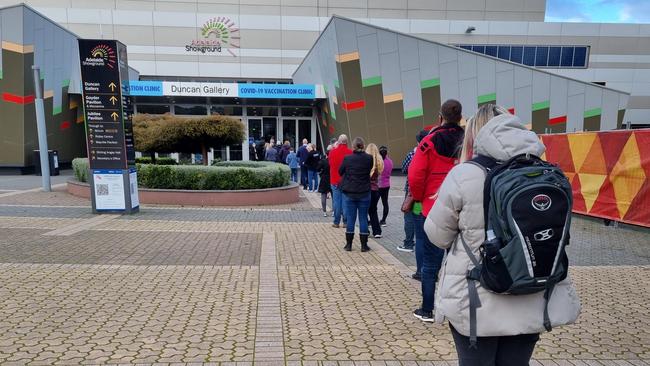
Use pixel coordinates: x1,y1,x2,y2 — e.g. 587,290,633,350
305,150,322,171
279,145,291,164
338,151,372,197
317,158,331,193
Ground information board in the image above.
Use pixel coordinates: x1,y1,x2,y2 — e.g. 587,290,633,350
79,40,130,169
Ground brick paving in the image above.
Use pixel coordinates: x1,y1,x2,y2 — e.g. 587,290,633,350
0,178,648,365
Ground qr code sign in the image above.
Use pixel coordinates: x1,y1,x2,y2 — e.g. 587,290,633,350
96,184,109,196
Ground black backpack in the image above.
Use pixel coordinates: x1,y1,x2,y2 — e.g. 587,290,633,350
461,153,573,346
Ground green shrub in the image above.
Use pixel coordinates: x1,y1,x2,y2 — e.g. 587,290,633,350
135,157,177,165
72,158,89,182
138,161,290,190
71,158,289,190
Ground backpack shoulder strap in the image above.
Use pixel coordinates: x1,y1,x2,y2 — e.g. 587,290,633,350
466,155,498,236
460,233,482,348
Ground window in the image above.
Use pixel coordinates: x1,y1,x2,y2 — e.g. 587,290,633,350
535,47,549,67
281,107,313,117
175,104,207,115
498,46,510,60
523,47,536,66
510,46,523,63
454,44,589,68
561,47,574,67
472,45,485,54
548,47,561,67
136,104,170,114
210,105,243,116
573,47,587,67
247,106,278,116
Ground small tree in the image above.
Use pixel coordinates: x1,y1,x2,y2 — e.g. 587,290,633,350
134,114,245,165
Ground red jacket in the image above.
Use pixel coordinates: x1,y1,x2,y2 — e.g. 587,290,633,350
408,124,464,216
329,144,352,185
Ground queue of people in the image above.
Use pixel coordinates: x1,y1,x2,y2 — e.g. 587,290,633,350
249,98,580,365
316,99,580,366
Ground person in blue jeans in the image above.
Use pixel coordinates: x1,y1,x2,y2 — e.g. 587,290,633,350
305,144,321,192
338,137,373,252
397,130,428,256
285,147,299,183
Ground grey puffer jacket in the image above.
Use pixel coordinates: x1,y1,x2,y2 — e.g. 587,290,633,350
424,113,581,337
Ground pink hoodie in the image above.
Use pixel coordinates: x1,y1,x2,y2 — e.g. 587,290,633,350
379,157,393,188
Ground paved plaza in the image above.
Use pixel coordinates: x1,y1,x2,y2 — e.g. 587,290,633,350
0,173,648,365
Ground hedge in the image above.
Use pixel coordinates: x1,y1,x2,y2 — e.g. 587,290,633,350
72,158,89,183
71,158,290,190
135,157,177,165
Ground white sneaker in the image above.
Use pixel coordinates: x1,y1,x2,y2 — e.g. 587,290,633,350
323,212,327,217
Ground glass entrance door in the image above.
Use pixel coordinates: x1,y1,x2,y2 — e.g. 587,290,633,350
282,119,297,149
263,117,277,142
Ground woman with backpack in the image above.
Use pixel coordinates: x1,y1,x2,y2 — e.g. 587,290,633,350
424,105,581,365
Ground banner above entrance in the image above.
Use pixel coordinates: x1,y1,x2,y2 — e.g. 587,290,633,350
129,81,324,99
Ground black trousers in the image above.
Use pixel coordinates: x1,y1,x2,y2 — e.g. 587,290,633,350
450,324,539,366
378,186,390,222
369,190,382,235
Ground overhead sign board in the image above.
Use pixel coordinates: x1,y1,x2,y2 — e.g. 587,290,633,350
129,80,320,99
238,83,315,99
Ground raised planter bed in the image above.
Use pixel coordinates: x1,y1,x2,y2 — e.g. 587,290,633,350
67,180,299,206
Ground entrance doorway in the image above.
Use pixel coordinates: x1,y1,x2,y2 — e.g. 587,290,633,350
281,118,313,150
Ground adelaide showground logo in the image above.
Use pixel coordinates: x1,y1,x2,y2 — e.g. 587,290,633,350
82,44,117,69
186,17,239,57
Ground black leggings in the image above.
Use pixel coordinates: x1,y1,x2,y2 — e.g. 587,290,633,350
450,324,539,366
368,190,381,235
378,187,390,222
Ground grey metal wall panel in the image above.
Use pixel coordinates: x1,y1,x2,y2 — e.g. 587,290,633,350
514,66,532,89
550,76,568,119
532,72,550,104
584,85,603,111
568,81,585,96
377,29,398,54
460,77,478,117
477,57,496,98
458,52,476,81
438,46,457,64
496,69,515,110
440,61,459,102
401,68,422,112
380,51,402,95
601,90,619,130
23,7,34,45
334,18,358,55
1,6,23,44
417,41,439,82
357,33,380,80
397,34,418,71
495,60,513,73
514,85,532,125
356,23,376,37
567,93,585,132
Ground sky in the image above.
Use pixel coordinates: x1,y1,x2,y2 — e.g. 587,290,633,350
545,0,650,23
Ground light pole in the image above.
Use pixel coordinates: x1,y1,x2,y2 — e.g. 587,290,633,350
32,65,50,192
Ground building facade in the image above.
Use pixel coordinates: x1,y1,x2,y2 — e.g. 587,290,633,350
293,16,629,164
0,0,648,169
